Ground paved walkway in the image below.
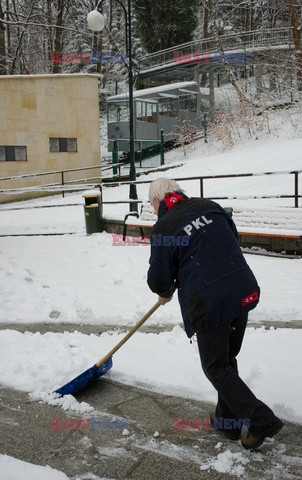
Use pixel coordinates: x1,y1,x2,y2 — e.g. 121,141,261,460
0,379,301,480
1,320,302,337
1,321,301,479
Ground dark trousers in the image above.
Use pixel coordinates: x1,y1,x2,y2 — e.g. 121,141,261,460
196,314,279,436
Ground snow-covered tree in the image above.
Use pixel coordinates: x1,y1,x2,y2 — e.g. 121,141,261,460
0,1,5,74
133,0,199,53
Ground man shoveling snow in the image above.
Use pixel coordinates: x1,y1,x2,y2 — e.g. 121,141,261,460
147,177,283,450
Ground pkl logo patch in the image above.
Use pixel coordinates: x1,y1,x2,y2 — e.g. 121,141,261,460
242,291,259,307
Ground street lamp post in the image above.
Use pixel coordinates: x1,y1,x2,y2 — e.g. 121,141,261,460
87,0,138,211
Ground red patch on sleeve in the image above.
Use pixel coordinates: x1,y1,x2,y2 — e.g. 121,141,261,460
241,291,259,307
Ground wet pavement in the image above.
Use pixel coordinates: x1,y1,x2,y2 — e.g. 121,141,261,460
1,320,301,479
0,378,301,480
1,320,302,337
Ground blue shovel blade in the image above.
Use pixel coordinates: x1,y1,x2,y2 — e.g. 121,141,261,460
54,357,113,397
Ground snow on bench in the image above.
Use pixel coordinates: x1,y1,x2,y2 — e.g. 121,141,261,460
123,202,156,240
124,203,302,240
233,207,302,238
124,202,156,227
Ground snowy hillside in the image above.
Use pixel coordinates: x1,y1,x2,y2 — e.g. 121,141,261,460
1,100,302,480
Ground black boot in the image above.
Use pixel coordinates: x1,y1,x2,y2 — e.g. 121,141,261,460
241,418,284,450
210,413,241,441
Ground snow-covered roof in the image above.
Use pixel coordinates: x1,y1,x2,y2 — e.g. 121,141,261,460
107,81,198,103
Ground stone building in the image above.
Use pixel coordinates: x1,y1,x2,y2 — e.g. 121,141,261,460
0,74,101,202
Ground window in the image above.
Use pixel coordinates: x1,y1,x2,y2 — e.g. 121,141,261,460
49,138,77,153
67,138,77,152
0,146,27,161
108,104,129,123
159,100,178,118
108,104,118,122
136,101,146,121
146,103,157,123
159,101,169,115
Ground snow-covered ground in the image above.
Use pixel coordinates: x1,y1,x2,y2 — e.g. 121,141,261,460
0,115,302,453
0,226,301,422
0,233,301,325
2,134,301,231
0,455,69,480
101,135,302,221
1,324,301,424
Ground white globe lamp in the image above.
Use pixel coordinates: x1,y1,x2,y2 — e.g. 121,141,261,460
87,10,105,32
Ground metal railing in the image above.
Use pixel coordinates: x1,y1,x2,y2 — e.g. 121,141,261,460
138,27,294,72
0,168,300,208
0,164,107,199
101,169,301,208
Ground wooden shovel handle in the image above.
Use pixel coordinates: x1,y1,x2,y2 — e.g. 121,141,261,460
96,300,161,367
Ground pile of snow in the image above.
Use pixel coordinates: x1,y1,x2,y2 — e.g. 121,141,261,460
0,455,69,480
29,391,94,415
0,326,301,423
200,450,250,477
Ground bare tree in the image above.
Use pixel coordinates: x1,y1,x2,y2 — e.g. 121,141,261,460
51,0,66,73
287,0,302,90
0,1,6,74
9,0,36,74
211,2,250,104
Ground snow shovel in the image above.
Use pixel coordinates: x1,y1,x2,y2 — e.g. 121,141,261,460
54,300,161,396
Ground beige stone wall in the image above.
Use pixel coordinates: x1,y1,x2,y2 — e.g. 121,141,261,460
0,74,101,203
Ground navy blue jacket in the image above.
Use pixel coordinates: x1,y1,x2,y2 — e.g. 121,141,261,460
147,196,260,338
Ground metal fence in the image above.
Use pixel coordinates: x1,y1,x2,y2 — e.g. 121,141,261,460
0,168,301,208
102,169,301,208
0,164,118,199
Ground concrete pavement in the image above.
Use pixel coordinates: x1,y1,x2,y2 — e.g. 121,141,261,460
1,319,302,337
1,321,301,479
0,378,301,480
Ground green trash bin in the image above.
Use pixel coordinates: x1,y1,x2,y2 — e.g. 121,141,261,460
82,189,104,235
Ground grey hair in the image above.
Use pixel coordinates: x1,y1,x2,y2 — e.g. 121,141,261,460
149,177,184,205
